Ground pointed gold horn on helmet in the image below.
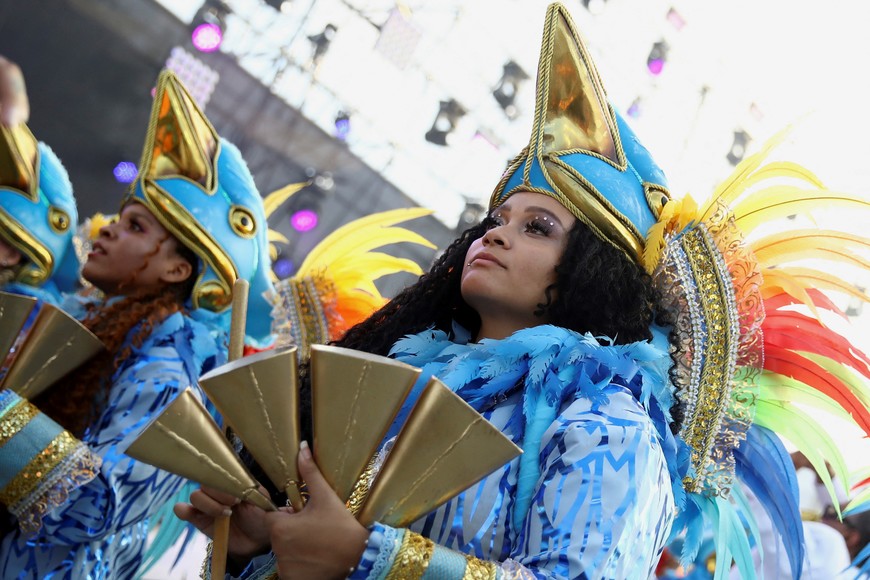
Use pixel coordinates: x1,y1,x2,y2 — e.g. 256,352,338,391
490,3,662,263
140,71,218,190
0,123,39,200
528,4,622,165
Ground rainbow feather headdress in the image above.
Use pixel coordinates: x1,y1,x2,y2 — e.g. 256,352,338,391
496,4,870,577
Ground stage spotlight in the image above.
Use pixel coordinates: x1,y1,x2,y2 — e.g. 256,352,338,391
273,257,295,279
646,40,669,75
309,24,338,67
191,0,229,53
492,60,529,119
263,0,291,11
726,129,751,166
334,111,350,141
580,0,607,14
456,200,486,233
425,99,467,146
627,97,642,118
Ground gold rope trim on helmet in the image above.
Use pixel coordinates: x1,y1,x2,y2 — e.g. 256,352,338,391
0,205,52,285
141,179,239,311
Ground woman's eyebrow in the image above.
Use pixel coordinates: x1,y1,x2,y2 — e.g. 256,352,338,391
126,208,156,225
523,206,564,227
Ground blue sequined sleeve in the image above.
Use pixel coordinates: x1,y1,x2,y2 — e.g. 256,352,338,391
28,313,218,547
350,390,676,579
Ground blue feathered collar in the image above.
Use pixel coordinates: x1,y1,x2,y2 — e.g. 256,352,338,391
389,323,684,528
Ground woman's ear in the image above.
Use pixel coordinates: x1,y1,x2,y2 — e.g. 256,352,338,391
0,243,22,267
161,255,194,285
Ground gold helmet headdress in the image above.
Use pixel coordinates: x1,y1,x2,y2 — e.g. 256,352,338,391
0,123,79,292
126,70,274,340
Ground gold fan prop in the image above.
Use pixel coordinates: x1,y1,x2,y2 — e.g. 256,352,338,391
198,346,305,510
357,376,522,527
125,387,275,512
0,291,105,399
125,340,522,529
198,343,522,527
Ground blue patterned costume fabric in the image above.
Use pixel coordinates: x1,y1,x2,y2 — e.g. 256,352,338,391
0,296,225,579
1,281,62,307
233,324,678,579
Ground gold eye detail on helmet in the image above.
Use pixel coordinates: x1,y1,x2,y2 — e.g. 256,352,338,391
644,184,670,220
49,207,72,233
230,206,257,238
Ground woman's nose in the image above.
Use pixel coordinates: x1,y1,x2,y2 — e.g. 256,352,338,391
98,221,115,239
482,225,508,247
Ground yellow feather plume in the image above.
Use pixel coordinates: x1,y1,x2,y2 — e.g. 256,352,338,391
296,207,435,275
751,230,870,271
263,182,308,217
698,125,792,222
270,206,436,358
733,189,870,233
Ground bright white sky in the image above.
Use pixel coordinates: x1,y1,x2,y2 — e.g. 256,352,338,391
159,0,870,474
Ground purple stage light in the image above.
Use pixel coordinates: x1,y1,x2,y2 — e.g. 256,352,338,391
291,209,318,232
647,59,664,75
192,23,223,53
273,258,294,279
113,161,138,183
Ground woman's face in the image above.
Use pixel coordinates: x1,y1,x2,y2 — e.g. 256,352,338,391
0,236,22,268
81,202,192,296
461,191,576,340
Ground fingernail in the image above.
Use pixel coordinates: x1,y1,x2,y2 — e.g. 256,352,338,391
300,440,311,460
222,508,233,517
1,106,17,126
2,105,17,127
233,497,241,505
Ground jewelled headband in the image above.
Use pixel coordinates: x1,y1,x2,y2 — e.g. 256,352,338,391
490,3,670,264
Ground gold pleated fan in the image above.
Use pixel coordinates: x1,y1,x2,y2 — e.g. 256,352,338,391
0,291,105,399
128,343,521,527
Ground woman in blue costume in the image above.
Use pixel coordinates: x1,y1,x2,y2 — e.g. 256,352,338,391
180,3,870,578
0,119,80,305
178,5,681,579
0,70,275,578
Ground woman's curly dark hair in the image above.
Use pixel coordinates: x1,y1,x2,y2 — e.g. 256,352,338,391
339,218,659,352
34,239,199,437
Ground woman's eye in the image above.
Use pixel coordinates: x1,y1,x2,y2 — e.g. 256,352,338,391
482,216,503,230
130,220,142,232
525,218,551,235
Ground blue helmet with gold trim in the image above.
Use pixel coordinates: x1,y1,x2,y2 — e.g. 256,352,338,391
490,3,670,265
126,70,273,341
0,123,79,292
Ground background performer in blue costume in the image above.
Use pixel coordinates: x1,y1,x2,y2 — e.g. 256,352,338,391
0,69,275,578
0,118,80,305
181,3,870,578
